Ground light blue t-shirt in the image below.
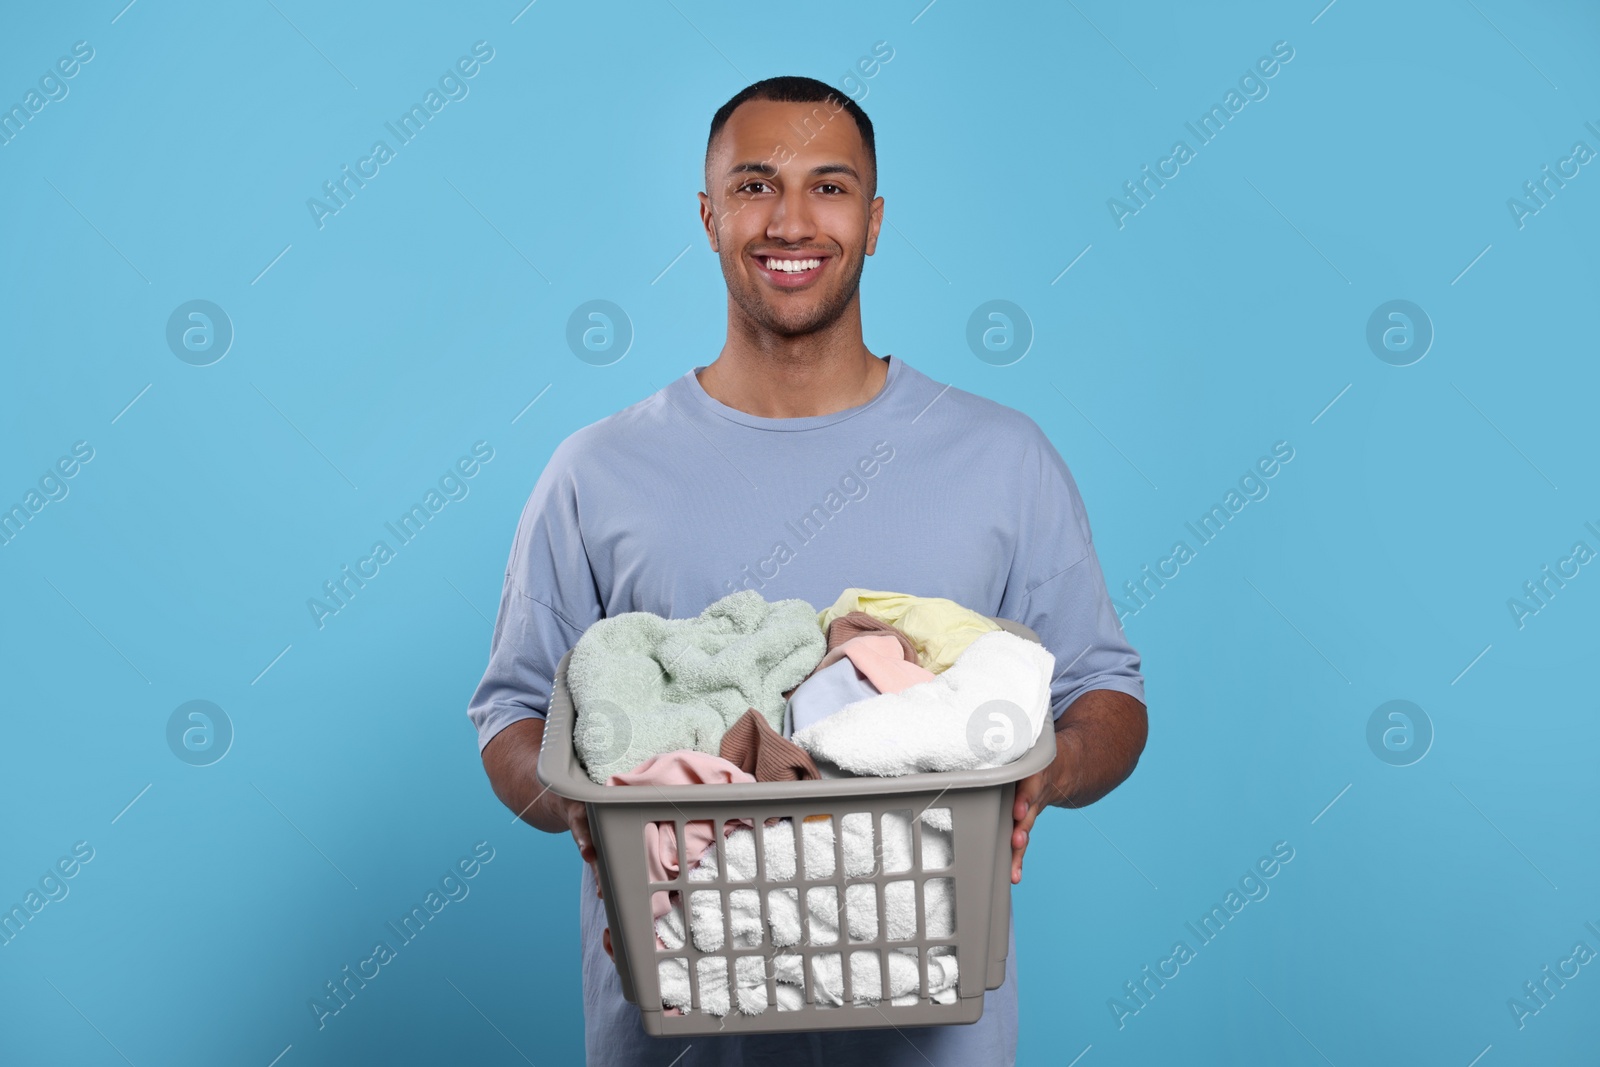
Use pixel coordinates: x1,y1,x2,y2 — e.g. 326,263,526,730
466,353,1144,1065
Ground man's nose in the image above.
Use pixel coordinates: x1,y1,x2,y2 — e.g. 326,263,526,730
766,186,816,244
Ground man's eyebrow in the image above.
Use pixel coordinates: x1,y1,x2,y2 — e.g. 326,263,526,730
725,162,862,181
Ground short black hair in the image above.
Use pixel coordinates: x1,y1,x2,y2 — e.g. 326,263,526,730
705,76,876,194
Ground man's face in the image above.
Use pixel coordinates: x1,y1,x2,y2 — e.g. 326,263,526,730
699,99,884,338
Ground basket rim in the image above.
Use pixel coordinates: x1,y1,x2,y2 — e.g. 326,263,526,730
535,615,1059,803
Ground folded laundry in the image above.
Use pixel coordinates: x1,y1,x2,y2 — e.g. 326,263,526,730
809,633,935,696
607,750,756,918
655,809,960,1014
786,657,881,735
718,708,820,782
568,590,826,784
818,589,1001,675
792,630,1056,777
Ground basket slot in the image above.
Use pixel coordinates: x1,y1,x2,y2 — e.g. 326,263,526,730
850,949,881,1006
657,891,686,953
831,811,848,885
761,815,799,883
805,886,838,945
845,881,878,944
696,956,727,1014
774,952,803,1010
918,806,955,870
812,952,842,1008
841,811,875,877
751,814,768,884
660,956,688,1011
733,955,767,1014
721,816,752,882
881,808,913,874
730,889,761,948
891,946,920,1003
924,878,955,937
929,945,956,1004
884,880,914,941
768,886,798,948
686,889,721,951
800,813,833,879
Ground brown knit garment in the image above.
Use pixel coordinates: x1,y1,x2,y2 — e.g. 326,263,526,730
718,708,820,782
825,610,921,663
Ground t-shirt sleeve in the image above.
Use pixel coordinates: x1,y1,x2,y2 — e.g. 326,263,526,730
465,439,605,751
999,421,1145,720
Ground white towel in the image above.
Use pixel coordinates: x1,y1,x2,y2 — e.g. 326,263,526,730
791,630,1056,777
654,810,961,1014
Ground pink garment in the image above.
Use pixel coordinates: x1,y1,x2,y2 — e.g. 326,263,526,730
607,750,755,919
811,633,936,695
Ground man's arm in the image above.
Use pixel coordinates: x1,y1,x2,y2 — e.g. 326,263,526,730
1010,688,1148,883
1049,688,1148,808
482,717,597,882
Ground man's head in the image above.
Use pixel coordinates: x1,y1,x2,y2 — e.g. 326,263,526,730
699,76,884,339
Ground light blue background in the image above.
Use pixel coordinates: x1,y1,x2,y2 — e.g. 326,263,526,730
2,1,1596,1064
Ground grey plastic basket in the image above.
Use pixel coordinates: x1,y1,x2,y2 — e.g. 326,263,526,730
536,617,1055,1036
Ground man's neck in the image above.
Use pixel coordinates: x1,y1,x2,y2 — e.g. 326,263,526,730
697,312,889,419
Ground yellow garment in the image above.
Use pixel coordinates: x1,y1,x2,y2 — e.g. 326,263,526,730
817,588,1000,675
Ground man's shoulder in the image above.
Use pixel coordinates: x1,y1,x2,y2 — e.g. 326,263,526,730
546,380,683,467
898,359,1050,445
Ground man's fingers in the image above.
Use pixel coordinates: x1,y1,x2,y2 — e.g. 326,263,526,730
1011,777,1036,819
1010,773,1044,885
1016,772,1048,818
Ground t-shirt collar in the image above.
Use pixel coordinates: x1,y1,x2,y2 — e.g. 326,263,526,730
679,354,903,431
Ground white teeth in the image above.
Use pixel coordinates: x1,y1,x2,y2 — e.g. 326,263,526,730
765,257,821,273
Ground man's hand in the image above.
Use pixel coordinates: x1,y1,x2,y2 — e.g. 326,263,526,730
1009,689,1148,885
1011,731,1077,884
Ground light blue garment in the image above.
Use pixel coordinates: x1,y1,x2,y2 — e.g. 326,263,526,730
786,657,881,734
467,354,1144,1064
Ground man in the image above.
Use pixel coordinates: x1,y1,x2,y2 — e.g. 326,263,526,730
468,76,1147,1066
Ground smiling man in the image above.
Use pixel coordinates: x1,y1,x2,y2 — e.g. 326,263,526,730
469,76,1147,1066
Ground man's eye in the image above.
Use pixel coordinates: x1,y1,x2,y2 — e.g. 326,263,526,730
819,183,844,194
739,181,771,194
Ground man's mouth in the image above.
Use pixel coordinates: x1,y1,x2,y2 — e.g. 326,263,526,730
753,253,828,288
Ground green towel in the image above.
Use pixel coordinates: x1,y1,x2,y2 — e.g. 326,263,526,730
568,590,826,784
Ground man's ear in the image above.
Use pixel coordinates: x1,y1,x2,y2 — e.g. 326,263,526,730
697,191,720,253
864,195,885,256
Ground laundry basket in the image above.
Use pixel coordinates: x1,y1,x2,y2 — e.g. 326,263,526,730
535,617,1056,1036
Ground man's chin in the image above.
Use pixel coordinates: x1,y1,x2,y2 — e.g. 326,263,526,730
762,315,839,338
738,297,841,338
